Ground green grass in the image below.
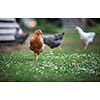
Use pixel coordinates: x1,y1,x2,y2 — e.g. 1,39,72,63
0,29,100,82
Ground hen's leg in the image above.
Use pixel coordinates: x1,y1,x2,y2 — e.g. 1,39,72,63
84,44,88,50
58,46,62,52
34,53,38,60
50,49,53,54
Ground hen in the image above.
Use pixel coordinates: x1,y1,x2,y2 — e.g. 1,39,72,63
75,26,95,49
29,29,45,60
43,32,64,54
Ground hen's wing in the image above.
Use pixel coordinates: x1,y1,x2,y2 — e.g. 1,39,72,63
84,32,95,44
43,32,64,44
52,40,61,47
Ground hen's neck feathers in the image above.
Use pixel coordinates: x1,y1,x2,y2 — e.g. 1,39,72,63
77,27,84,34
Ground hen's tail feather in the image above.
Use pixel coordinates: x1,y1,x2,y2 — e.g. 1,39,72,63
54,32,64,40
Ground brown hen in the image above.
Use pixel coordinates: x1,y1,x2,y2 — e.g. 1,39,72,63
29,29,45,60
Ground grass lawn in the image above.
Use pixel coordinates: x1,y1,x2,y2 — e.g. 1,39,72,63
0,29,100,82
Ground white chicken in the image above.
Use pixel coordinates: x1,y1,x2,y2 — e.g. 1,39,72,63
75,26,95,49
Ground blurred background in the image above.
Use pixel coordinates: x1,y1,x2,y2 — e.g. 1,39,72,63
0,18,100,51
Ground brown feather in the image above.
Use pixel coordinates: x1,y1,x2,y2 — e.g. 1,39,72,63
29,29,44,55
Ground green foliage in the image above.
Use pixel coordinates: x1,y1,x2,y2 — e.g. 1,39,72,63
34,19,62,33
20,19,62,33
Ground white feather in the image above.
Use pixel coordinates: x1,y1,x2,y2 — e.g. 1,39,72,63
75,26,95,45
